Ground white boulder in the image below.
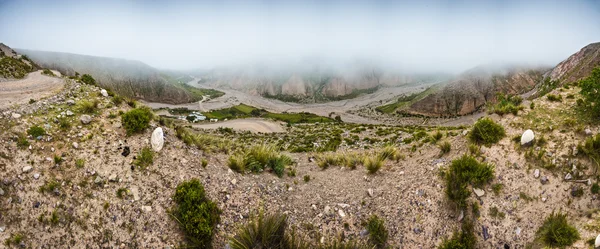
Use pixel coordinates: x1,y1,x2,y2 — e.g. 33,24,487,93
521,129,535,146
100,89,108,97
151,127,164,152
596,234,600,248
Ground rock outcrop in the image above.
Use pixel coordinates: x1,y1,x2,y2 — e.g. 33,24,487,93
550,42,600,84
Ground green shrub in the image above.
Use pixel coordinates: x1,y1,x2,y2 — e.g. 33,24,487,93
53,155,63,165
80,74,96,86
27,125,45,137
530,102,535,109
443,155,494,209
39,179,60,193
492,183,503,195
547,94,562,102
16,134,29,148
489,94,523,116
58,117,71,130
112,95,124,106
592,183,600,194
488,206,505,219
364,156,384,174
439,141,451,155
536,212,580,248
116,188,128,199
366,215,388,248
134,147,154,169
229,212,288,249
227,144,292,177
4,233,24,247
468,117,505,146
303,175,311,182
75,159,85,168
172,179,221,248
77,99,99,114
201,159,208,168
438,220,476,249
578,134,600,171
378,145,402,161
42,69,56,76
121,107,153,135
580,67,600,117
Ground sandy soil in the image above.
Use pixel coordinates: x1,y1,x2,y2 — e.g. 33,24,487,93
192,118,285,133
0,70,64,110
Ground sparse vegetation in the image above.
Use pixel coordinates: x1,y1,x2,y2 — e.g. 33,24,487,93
547,94,562,102
77,99,99,114
580,67,600,117
171,179,221,248
134,147,154,169
366,215,388,248
438,220,476,249
75,158,85,168
439,141,451,155
42,69,56,76
227,144,292,177
121,107,153,135
535,212,580,248
364,156,384,174
489,94,523,116
4,233,24,247
468,117,505,146
80,74,96,86
27,125,45,137
443,155,494,209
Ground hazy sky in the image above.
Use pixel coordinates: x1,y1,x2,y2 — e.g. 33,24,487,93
1,0,599,73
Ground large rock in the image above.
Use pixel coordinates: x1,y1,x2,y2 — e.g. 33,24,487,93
595,234,600,248
151,127,164,152
521,129,535,146
100,89,108,97
80,115,92,124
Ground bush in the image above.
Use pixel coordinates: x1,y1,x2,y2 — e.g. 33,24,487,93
364,156,384,174
112,95,124,106
438,220,476,249
547,94,562,102
378,145,402,161
366,215,388,248
121,107,153,135
592,183,600,194
27,125,45,137
489,94,523,116
229,212,288,249
172,179,221,248
75,159,85,168
77,99,99,114
16,134,29,148
439,141,451,155
42,69,56,76
536,212,580,248
134,147,154,169
80,74,96,86
468,117,505,146
578,134,600,171
580,67,600,117
58,117,71,130
227,144,292,177
444,155,494,209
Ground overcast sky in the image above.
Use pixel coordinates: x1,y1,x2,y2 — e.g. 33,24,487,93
1,0,599,73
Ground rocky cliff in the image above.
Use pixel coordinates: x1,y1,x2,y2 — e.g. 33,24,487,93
550,42,600,84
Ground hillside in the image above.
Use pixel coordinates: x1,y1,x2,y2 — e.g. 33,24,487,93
16,49,219,104
550,42,600,84
0,43,37,81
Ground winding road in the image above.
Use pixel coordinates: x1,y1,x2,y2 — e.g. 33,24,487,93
0,70,64,110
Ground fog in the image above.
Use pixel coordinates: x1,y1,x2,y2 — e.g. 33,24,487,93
1,0,599,73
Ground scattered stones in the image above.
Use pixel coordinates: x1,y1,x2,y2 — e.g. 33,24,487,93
11,112,21,119
72,142,79,149
0,188,4,196
515,227,521,236
141,206,152,212
534,169,540,178
65,110,74,116
338,209,346,218
0,226,4,232
520,129,535,146
595,234,600,248
230,179,237,185
100,89,108,97
151,127,164,152
473,188,485,197
482,225,490,240
94,176,103,184
80,115,92,124
66,99,75,105
541,176,549,184
22,166,32,173
121,146,130,157
565,173,572,180
585,128,593,136
33,173,40,180
324,205,332,215
109,174,118,182
367,188,374,197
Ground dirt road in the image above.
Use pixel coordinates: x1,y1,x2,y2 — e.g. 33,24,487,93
0,70,64,109
191,118,285,133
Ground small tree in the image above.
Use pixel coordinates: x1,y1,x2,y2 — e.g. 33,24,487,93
580,67,600,117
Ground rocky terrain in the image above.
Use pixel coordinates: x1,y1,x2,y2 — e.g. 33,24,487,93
550,42,600,84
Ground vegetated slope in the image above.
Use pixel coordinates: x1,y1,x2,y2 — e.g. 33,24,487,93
16,49,206,104
550,42,600,84
198,64,450,103
0,43,38,81
401,65,546,117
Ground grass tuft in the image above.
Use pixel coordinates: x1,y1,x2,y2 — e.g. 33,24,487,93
535,212,580,248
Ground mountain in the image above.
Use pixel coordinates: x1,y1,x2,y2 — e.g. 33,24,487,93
16,49,204,104
380,65,547,117
549,42,600,84
0,43,38,81
198,64,450,103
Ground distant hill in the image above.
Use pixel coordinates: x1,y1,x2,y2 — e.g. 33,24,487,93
549,42,600,84
16,49,207,104
0,43,38,81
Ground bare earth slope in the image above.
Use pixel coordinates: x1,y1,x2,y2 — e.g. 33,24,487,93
0,70,63,109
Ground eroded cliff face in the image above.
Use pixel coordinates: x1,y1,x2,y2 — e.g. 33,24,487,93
550,42,600,84
407,68,545,117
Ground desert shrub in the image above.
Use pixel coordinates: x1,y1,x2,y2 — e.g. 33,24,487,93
530,102,535,109
489,94,523,116
227,144,292,177
77,99,99,114
438,220,476,249
468,118,505,146
75,159,85,168
42,69,56,76
134,147,154,169
431,131,444,143
58,117,71,130
53,155,63,165
439,141,451,155
364,156,384,174
443,155,494,209
121,107,153,135
489,206,505,219
116,188,128,199
201,159,208,168
592,183,600,194
126,98,137,107
80,74,96,86
492,183,503,195
27,125,45,137
578,134,600,173
39,179,60,193
112,95,124,106
171,179,221,248
229,212,288,249
4,233,24,247
536,212,580,248
16,134,29,148
317,153,341,169
303,175,310,182
547,94,562,102
366,215,388,248
378,145,402,161
580,67,600,117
